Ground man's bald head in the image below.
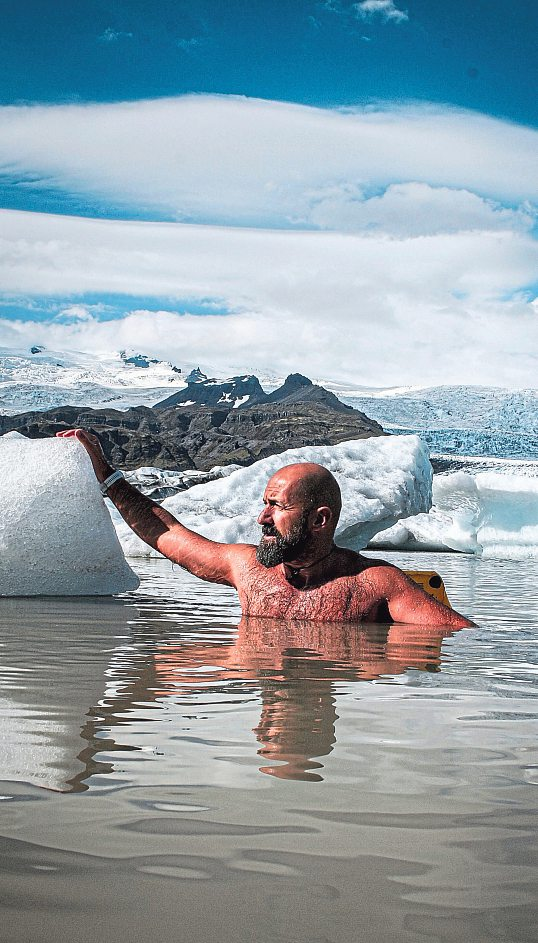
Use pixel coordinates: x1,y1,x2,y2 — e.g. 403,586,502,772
257,463,341,568
268,463,342,527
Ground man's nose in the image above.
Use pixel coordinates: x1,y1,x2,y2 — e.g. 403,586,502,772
257,505,272,525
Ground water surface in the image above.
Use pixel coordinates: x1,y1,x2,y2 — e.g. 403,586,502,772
0,552,537,942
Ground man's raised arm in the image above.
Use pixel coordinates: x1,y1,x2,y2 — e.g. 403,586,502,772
57,429,242,586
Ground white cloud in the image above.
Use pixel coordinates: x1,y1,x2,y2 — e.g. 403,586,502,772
98,28,133,42
0,94,536,389
354,1,408,24
0,96,536,229
1,209,536,388
308,182,535,236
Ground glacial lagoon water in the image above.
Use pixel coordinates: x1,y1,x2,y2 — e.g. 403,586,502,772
0,551,537,942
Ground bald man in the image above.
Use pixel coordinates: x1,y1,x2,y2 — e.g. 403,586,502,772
58,429,473,628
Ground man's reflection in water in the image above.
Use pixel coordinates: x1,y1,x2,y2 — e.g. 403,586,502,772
11,609,458,790
253,676,337,782
149,617,459,782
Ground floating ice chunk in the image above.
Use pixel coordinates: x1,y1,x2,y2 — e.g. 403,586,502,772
370,470,538,559
125,462,240,494
0,434,139,596
113,436,432,557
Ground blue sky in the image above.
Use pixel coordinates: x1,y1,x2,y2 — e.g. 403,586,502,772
3,0,537,124
0,0,537,387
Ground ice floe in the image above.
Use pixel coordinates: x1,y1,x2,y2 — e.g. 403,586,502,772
112,435,432,557
0,433,139,595
370,468,538,559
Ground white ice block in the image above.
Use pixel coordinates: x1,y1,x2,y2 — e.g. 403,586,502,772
0,433,139,595
370,469,538,559
113,435,432,557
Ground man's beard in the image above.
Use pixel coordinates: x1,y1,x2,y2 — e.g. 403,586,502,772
256,514,311,568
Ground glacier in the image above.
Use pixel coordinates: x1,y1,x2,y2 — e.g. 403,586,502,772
0,433,139,596
340,386,538,460
0,346,188,414
110,435,432,557
370,465,538,559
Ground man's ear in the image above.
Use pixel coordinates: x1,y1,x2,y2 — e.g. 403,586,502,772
311,506,332,531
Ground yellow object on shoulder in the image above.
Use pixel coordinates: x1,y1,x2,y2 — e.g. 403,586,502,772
405,571,451,608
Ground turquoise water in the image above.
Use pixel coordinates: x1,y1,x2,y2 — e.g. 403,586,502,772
0,552,537,942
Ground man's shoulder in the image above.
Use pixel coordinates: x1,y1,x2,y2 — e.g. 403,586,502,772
341,549,397,573
232,543,258,559
330,549,406,592
228,543,260,571
352,555,408,589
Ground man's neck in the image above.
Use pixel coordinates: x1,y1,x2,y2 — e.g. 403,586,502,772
282,544,337,588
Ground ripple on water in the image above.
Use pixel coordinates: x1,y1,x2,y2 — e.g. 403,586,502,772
0,553,537,941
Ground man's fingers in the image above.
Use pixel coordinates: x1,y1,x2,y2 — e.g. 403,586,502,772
54,427,110,482
56,429,85,438
56,429,96,444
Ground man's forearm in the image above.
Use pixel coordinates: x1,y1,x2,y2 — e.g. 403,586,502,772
105,477,180,550
105,475,237,584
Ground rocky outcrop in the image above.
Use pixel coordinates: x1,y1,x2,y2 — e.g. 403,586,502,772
120,351,182,373
1,374,386,471
156,373,266,409
264,373,354,413
185,367,206,383
154,370,355,413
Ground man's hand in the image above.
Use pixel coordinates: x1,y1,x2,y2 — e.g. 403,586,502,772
56,428,113,483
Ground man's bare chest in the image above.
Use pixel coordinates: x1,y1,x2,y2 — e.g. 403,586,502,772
238,567,383,622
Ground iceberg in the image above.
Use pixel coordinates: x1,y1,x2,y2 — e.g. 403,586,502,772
370,469,538,559
112,435,432,557
0,433,139,595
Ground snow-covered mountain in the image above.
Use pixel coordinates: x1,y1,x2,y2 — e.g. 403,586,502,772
0,346,286,414
0,346,189,413
1,347,536,462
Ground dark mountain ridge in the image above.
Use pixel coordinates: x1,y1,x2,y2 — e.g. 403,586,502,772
155,372,266,409
153,370,352,412
2,373,385,471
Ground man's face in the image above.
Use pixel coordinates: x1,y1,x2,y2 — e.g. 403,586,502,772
256,474,312,568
